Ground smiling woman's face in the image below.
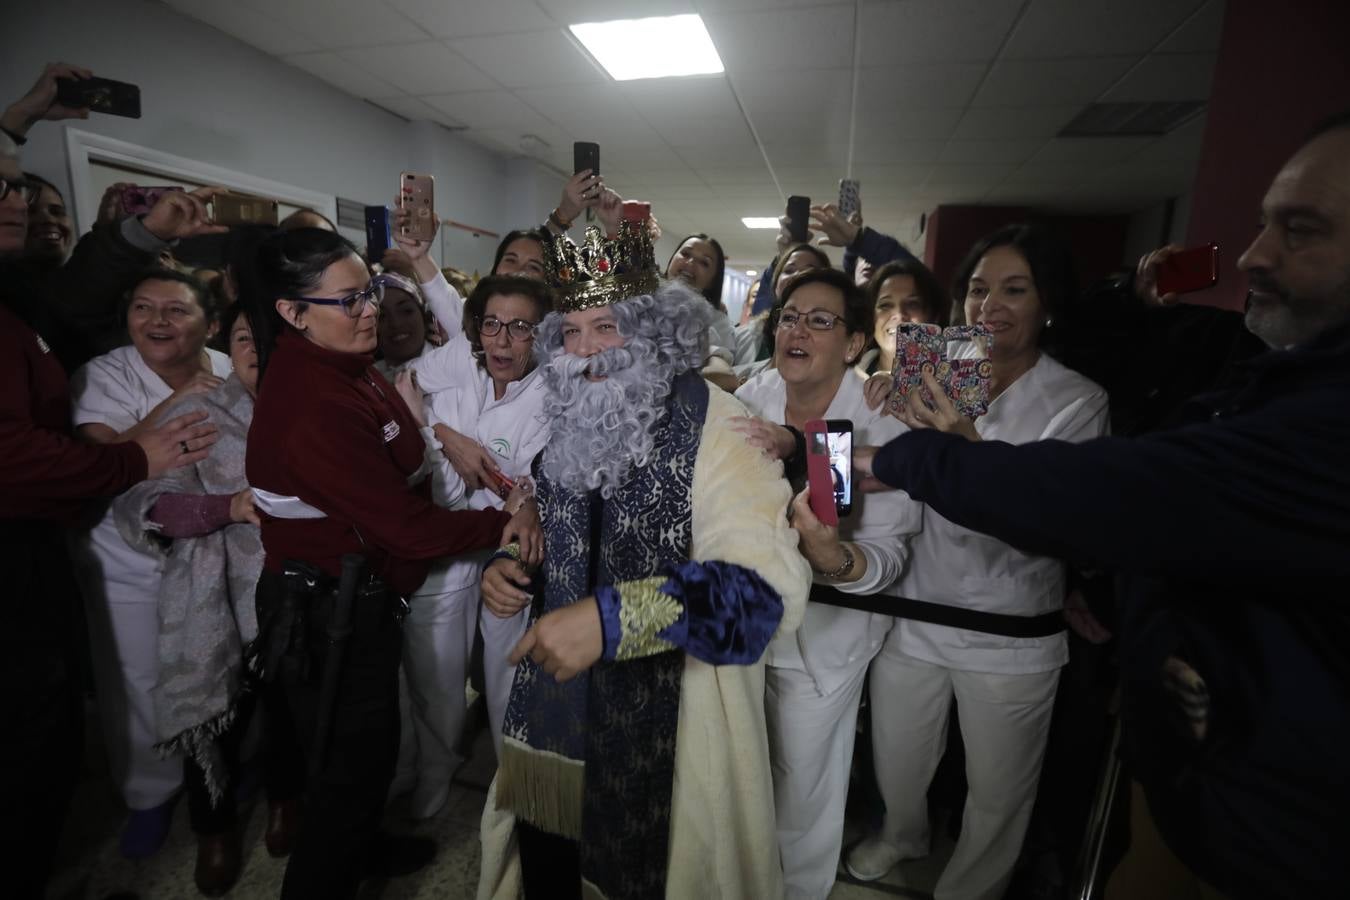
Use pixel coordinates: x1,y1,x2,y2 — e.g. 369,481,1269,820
963,245,1045,360
127,278,214,370
376,288,427,365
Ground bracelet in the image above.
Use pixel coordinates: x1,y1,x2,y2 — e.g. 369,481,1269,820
815,543,855,580
488,542,522,566
549,208,573,230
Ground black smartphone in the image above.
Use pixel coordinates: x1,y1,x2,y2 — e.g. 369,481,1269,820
825,418,853,517
55,76,141,119
786,195,810,244
365,205,393,262
573,141,600,177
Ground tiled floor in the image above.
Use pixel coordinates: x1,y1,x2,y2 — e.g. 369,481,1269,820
47,703,952,900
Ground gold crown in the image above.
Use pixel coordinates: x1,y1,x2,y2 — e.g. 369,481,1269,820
544,221,659,312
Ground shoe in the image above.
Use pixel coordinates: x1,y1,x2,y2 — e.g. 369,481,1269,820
362,832,437,879
194,831,242,897
845,836,906,882
119,797,178,859
265,797,300,858
408,777,450,820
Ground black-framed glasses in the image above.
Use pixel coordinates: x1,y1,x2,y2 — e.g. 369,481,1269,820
477,316,537,341
774,308,846,332
293,278,385,318
0,176,37,205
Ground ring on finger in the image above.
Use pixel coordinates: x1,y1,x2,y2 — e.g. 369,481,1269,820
180,440,190,454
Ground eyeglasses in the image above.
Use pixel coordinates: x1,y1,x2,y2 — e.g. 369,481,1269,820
478,316,537,341
774,308,846,332
293,278,385,318
0,176,37,205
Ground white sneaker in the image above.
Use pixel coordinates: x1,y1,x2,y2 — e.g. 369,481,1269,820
408,777,450,820
845,837,905,881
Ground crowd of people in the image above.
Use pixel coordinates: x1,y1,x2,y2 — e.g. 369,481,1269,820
2,58,1348,900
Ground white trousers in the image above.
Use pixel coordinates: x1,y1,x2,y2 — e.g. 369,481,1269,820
869,646,1060,900
83,586,183,810
402,583,478,780
766,657,871,900
478,602,530,756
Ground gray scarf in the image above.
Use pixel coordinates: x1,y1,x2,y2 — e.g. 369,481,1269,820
114,374,259,804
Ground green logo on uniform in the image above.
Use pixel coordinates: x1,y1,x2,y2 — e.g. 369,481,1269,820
490,438,512,457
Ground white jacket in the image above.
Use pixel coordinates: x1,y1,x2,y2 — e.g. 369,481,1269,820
892,351,1109,674
736,368,921,694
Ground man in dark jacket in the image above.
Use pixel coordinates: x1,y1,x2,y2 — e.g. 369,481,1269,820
857,113,1350,899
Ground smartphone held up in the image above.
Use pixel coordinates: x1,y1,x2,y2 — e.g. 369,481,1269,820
1156,243,1219,297
399,172,435,242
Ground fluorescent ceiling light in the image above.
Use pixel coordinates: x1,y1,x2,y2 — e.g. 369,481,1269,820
742,217,780,229
746,269,758,277
570,15,724,81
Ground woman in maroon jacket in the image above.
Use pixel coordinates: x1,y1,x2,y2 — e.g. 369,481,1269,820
243,228,537,900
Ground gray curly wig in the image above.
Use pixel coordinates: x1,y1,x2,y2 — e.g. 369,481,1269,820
534,280,713,497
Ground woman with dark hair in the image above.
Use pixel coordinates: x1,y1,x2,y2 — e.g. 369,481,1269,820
666,233,736,366
69,267,233,859
397,273,555,817
113,301,301,895
244,228,539,899
734,267,919,898
23,171,74,264
854,258,951,378
734,242,833,382
491,227,549,280
846,224,1108,899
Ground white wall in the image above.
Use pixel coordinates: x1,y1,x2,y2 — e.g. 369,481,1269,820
5,0,515,272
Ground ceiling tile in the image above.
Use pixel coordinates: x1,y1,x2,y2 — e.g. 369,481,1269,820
367,95,445,122
854,108,966,139
1099,53,1218,102
924,164,1018,185
859,0,1026,64
473,123,575,158
535,0,697,22
282,51,403,99
699,166,777,187
673,142,766,166
763,141,850,168
448,30,605,89
703,6,856,74
337,42,497,95
619,75,742,118
852,138,950,165
1028,136,1154,164
1157,0,1226,53
243,0,429,49
516,84,644,136
387,0,556,38
970,56,1137,107
735,69,853,142
164,1,319,55
651,115,755,148
1006,161,1107,184
857,62,988,110
952,106,1081,139
422,90,560,131
1003,0,1205,59
850,165,933,187
1130,114,1207,163
603,166,704,187
936,140,1048,164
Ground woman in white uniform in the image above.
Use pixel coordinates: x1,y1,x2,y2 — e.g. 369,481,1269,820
70,268,232,857
735,267,921,900
847,225,1110,900
399,273,554,819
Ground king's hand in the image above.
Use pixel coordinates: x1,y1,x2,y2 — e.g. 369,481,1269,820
508,598,603,683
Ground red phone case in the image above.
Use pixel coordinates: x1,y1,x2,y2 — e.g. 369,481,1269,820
1156,243,1219,296
804,419,840,527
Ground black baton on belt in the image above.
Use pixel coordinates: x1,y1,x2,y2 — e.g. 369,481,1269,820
309,553,363,779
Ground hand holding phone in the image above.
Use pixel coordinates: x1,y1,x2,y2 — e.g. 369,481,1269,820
804,419,841,526
573,142,600,178
399,173,436,242
1155,243,1219,298
890,324,994,420
55,76,141,119
119,185,183,218
786,195,811,244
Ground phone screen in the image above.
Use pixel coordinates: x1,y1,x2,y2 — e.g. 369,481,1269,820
826,429,851,513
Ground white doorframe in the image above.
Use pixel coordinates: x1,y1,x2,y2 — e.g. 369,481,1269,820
63,127,336,233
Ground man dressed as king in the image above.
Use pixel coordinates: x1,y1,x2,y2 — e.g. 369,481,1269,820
476,215,810,899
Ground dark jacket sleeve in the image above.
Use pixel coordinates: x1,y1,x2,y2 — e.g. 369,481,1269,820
751,256,778,316
0,326,148,520
44,218,168,359
871,405,1350,581
850,226,917,269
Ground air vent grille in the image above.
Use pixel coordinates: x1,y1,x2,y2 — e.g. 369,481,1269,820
1059,101,1205,137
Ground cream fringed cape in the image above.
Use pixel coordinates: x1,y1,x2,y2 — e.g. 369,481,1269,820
477,385,811,900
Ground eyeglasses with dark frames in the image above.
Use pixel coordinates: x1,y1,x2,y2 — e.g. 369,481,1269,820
292,277,387,318
477,316,537,342
773,308,847,332
0,176,38,205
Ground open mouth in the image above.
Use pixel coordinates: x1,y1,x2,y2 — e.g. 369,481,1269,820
979,320,1013,333
487,353,515,369
783,346,810,360
32,226,66,243
145,331,175,342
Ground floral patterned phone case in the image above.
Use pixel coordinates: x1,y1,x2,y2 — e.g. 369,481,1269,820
888,324,994,420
